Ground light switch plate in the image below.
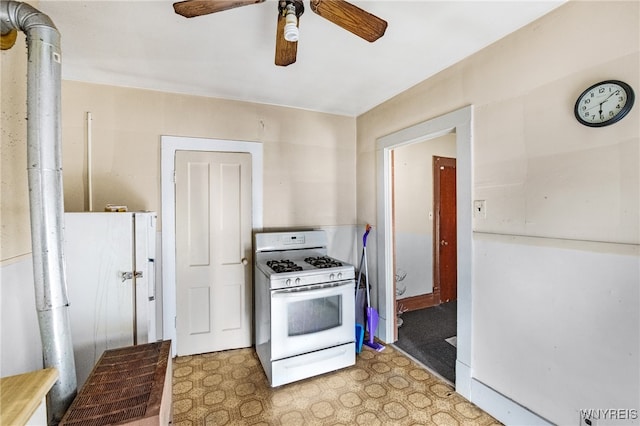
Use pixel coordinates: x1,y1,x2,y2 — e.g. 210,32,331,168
473,200,486,218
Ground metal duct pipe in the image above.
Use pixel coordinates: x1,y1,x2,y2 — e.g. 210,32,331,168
1,1,77,424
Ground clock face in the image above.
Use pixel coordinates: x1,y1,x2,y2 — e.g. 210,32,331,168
574,80,635,127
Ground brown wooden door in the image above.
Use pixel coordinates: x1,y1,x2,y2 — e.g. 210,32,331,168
433,156,457,303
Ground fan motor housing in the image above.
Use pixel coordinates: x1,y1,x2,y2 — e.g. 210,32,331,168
279,0,304,17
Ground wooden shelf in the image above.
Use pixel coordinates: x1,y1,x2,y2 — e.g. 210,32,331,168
0,367,58,425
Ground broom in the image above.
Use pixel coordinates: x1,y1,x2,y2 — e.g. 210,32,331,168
361,224,385,352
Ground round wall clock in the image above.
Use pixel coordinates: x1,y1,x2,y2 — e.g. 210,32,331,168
574,80,635,127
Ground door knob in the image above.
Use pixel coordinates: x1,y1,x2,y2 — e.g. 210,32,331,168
241,258,248,265
440,240,448,246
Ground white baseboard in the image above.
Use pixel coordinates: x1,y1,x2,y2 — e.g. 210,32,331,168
457,362,552,426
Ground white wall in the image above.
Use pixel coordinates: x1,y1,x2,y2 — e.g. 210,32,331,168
321,225,359,268
394,232,432,298
474,234,639,426
59,81,357,231
0,256,44,376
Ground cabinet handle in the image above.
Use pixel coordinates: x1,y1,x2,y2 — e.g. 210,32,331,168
120,271,143,282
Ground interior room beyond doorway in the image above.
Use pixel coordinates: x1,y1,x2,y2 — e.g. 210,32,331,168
392,133,457,383
393,134,457,313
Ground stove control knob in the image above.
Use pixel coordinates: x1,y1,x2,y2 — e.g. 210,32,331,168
330,273,335,280
285,279,292,286
337,272,343,279
295,278,301,286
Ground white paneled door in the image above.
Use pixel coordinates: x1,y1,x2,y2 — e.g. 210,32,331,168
175,150,252,356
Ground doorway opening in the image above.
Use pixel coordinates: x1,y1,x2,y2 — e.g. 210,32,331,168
391,137,457,382
375,106,473,397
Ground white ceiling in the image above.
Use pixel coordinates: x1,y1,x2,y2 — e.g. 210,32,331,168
38,0,565,116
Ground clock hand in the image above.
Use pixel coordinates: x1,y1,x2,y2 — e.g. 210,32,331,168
584,102,601,112
601,90,618,104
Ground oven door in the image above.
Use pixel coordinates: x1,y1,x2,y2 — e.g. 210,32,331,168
270,280,355,360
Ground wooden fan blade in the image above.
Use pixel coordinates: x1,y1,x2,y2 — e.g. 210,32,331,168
275,12,298,66
310,0,387,42
173,0,264,18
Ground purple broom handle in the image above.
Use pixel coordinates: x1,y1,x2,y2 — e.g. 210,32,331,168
363,224,371,247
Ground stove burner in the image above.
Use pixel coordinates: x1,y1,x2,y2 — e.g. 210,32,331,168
304,256,343,269
267,259,303,273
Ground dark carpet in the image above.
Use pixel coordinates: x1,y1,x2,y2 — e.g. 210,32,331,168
394,301,457,383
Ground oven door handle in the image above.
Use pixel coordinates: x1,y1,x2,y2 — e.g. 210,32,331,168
271,280,354,297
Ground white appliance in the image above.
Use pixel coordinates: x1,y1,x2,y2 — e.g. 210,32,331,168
254,230,355,387
64,212,158,387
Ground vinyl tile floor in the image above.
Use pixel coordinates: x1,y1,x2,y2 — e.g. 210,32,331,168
172,344,501,425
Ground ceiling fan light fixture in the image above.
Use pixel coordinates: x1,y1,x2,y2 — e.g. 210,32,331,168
283,3,299,42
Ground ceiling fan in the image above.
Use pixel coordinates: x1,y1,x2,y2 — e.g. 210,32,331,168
172,0,387,66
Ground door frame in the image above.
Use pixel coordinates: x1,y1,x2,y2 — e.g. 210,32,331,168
161,136,263,356
376,105,472,397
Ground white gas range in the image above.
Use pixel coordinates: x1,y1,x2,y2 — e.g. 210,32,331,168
254,230,356,387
